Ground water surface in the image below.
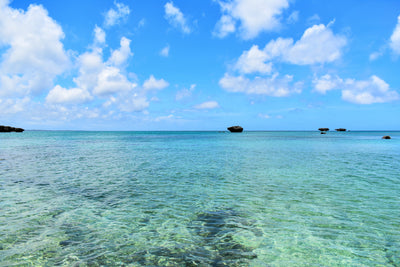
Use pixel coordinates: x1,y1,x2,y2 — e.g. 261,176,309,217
1,131,399,266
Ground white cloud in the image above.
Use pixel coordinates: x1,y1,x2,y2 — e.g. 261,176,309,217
0,2,69,96
164,2,191,34
176,84,196,101
214,0,290,39
283,23,347,65
343,76,399,104
154,114,174,122
69,32,137,98
390,15,400,55
94,66,135,96
143,75,169,91
213,14,236,38
46,85,92,104
104,1,130,27
108,37,132,66
313,74,400,104
233,23,347,75
313,74,343,94
0,97,30,114
369,51,383,61
194,101,220,109
94,25,106,44
287,11,299,24
235,45,272,74
219,73,302,97
160,44,170,57
118,93,149,112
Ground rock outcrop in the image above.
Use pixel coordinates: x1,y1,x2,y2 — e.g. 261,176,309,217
382,136,391,139
318,128,329,132
227,126,243,132
335,128,346,131
0,125,24,132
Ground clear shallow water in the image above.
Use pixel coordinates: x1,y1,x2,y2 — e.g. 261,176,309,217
1,131,399,266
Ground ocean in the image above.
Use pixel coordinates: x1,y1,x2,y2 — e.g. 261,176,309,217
1,131,399,266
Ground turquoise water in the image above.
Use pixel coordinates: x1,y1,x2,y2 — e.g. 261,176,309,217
1,131,399,266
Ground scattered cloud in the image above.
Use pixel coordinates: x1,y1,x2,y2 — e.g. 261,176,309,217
0,97,31,114
258,113,271,119
46,85,92,104
313,74,400,104
369,50,383,61
219,73,302,97
154,114,174,122
313,74,343,94
272,22,347,65
164,2,191,34
108,37,133,67
143,75,169,91
233,22,347,76
390,15,400,55
93,66,135,96
307,14,321,25
235,45,273,74
287,11,299,24
222,22,344,98
160,44,170,57
49,26,167,114
94,25,106,44
0,2,70,97
194,101,220,109
214,0,290,39
176,84,196,101
104,1,130,27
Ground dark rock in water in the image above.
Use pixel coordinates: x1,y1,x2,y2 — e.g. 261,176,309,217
382,136,391,139
318,128,329,131
335,128,346,131
0,125,24,132
227,126,243,132
321,132,327,134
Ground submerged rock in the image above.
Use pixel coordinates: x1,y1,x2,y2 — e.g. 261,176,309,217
382,136,391,139
227,126,243,132
0,125,24,132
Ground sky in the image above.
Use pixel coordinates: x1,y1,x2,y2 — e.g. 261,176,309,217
0,0,399,131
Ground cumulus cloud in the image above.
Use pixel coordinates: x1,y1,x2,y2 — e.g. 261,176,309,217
313,74,343,94
117,93,149,112
219,73,302,97
313,74,400,104
48,26,168,114
194,101,220,109
143,75,169,91
0,2,69,96
233,22,347,76
390,15,400,55
104,1,130,27
214,0,290,39
108,37,132,66
94,66,135,95
283,23,347,65
164,2,191,34
235,45,273,74
46,85,92,104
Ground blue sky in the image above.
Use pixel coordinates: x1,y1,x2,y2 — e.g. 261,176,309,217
0,0,399,130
